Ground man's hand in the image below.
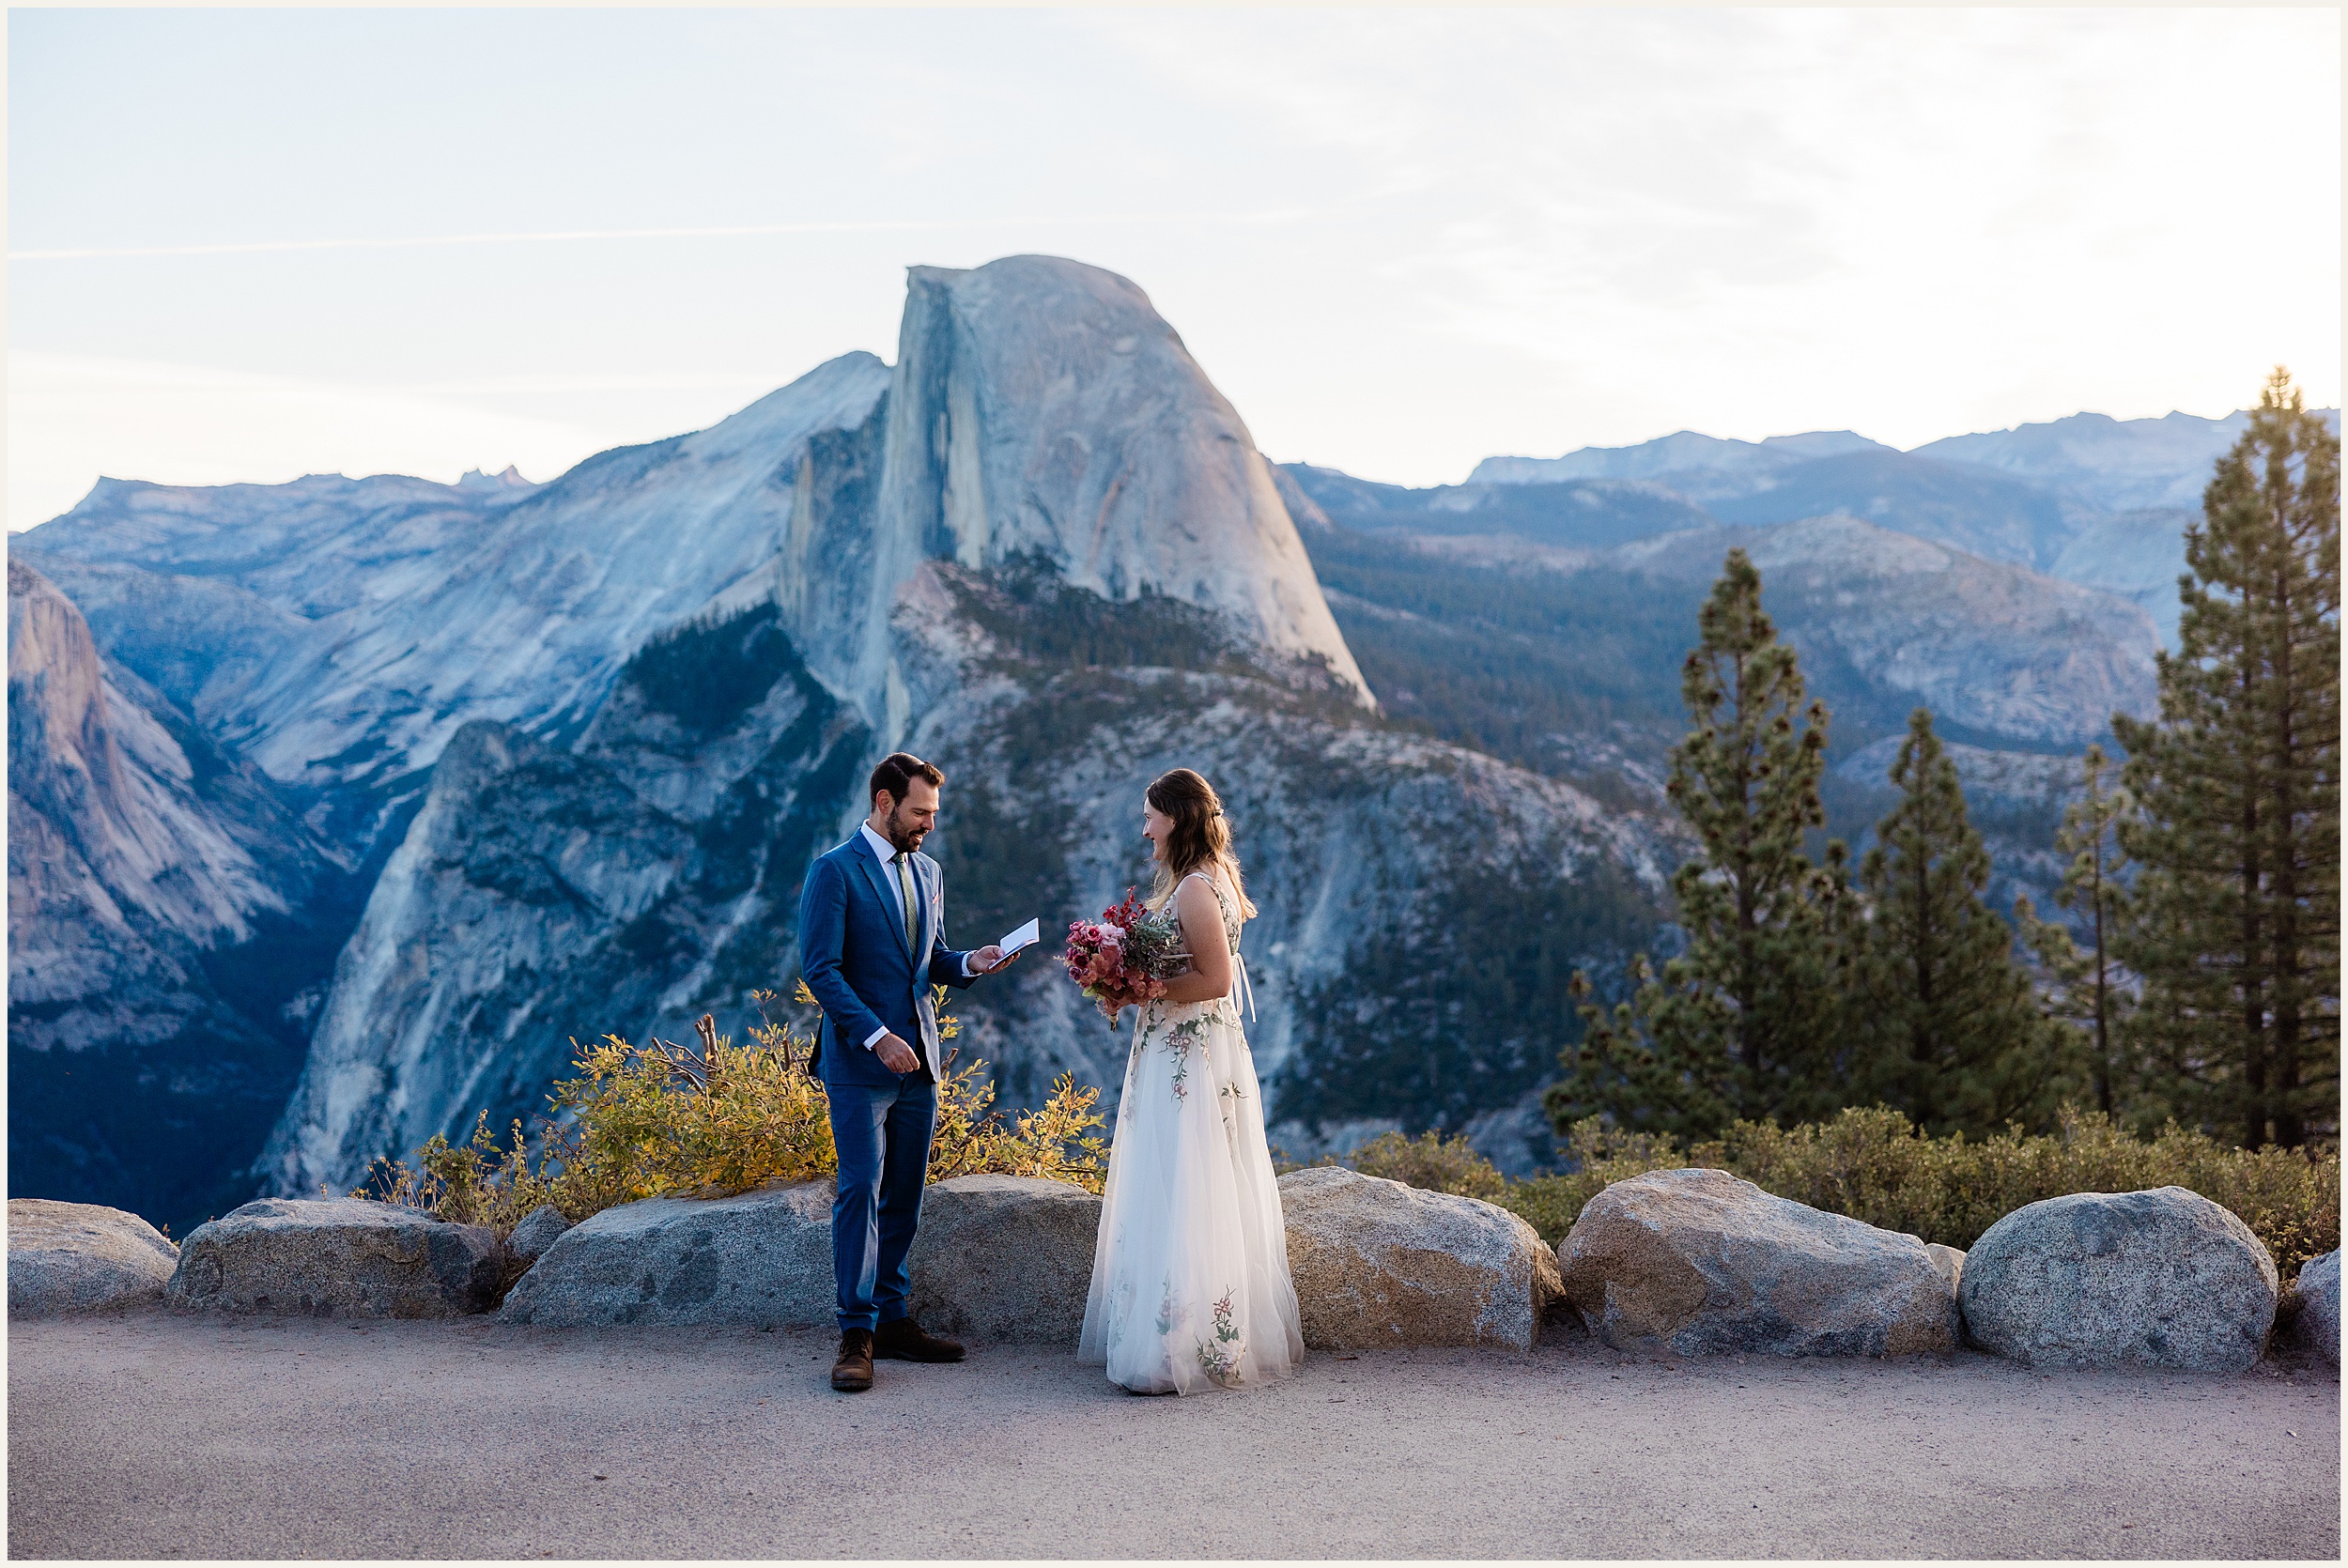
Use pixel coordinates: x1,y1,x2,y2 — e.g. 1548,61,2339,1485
873,1033,920,1073
971,944,1025,976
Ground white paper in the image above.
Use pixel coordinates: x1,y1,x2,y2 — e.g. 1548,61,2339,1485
997,917,1042,955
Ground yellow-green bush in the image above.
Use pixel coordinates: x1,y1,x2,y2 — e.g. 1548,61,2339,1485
360,986,1106,1237
1497,1120,1693,1243
1499,1106,2340,1280
368,989,2336,1284
1332,1129,1511,1201
927,1060,1108,1188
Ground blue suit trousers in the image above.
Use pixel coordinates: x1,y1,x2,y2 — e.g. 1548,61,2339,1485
826,1076,936,1332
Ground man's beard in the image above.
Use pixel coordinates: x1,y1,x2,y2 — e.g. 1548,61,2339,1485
884,807,927,854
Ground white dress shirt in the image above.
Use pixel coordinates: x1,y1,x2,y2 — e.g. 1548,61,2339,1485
856,822,973,1049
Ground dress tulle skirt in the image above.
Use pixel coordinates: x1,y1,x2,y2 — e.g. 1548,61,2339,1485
1078,993,1304,1393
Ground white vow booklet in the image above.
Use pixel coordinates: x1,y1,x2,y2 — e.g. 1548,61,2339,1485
996,917,1042,956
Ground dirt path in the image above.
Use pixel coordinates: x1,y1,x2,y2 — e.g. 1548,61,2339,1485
8,1313,2338,1559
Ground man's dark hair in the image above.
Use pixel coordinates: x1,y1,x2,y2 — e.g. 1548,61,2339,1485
870,751,945,809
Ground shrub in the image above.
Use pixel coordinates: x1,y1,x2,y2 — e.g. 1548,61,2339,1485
1494,1104,2340,1281
360,1112,610,1238
928,1064,1108,1189
1499,1120,1692,1243
1336,1130,1511,1201
360,986,1106,1238
1710,1106,2342,1276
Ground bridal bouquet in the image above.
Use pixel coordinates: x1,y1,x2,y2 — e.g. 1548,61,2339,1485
1063,888,1188,1028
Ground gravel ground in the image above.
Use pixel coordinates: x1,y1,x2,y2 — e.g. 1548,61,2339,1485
8,1312,2338,1560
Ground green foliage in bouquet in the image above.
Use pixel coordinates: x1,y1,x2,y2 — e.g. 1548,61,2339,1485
359,984,1107,1239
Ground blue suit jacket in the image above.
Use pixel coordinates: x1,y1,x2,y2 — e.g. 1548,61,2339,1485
796,833,977,1087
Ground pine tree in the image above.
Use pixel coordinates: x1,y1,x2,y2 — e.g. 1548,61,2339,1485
2113,369,2340,1147
1851,708,2065,1137
2016,744,2137,1116
1551,548,1847,1138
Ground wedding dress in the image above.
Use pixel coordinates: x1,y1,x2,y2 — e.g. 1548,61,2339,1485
1078,871,1304,1393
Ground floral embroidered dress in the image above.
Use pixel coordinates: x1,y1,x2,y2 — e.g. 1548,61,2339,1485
1078,871,1304,1394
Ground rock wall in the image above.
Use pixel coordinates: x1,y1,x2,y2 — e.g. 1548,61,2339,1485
8,561,348,1228
875,258,1367,708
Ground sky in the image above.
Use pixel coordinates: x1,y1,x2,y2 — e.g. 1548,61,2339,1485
8,7,2340,529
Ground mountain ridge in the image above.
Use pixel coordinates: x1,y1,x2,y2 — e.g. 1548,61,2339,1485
1288,404,2340,652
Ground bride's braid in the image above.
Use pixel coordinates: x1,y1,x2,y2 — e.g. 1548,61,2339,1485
1147,769,1259,918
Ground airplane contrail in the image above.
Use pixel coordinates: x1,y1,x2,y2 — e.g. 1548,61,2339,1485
8,208,1328,263
8,220,950,262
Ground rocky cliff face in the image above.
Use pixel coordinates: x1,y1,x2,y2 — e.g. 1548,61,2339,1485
251,257,1651,1196
21,354,891,851
787,256,1368,742
257,606,872,1193
8,561,349,1229
2044,507,2198,648
1313,514,2155,757
8,561,291,961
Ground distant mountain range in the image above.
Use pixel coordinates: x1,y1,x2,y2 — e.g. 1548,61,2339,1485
9,254,2319,1222
1308,405,2337,648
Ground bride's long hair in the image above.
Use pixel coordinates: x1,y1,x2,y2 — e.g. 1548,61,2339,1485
1146,768,1259,919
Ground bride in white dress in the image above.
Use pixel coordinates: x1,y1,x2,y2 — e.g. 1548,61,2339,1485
1079,768,1305,1395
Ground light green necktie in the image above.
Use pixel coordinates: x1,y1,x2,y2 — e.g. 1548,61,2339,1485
892,852,918,952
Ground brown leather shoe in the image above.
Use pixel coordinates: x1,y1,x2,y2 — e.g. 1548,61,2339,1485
873,1315,965,1363
830,1329,874,1391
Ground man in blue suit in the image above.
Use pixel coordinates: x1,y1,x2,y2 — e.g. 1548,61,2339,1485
797,751,1020,1392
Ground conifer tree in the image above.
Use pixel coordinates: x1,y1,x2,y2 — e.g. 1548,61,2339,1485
1851,708,2064,1136
2016,744,2136,1116
1551,548,1847,1138
2113,369,2340,1147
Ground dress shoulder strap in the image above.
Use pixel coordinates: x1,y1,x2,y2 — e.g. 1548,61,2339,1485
1178,869,1227,905
1179,869,1242,951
